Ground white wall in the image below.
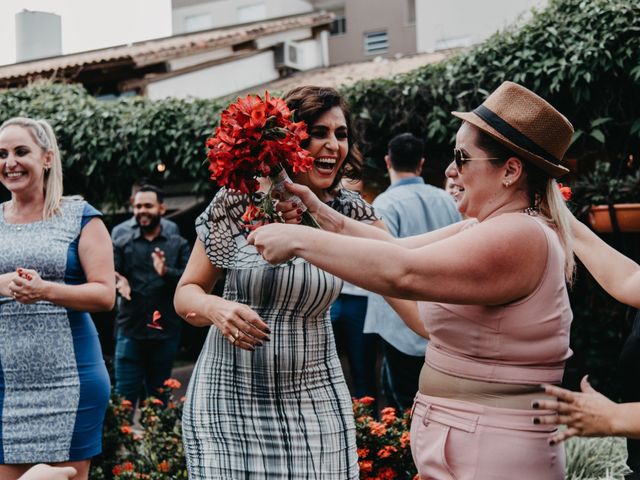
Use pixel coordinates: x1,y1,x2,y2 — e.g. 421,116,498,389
173,0,313,34
416,0,547,53
146,50,279,99
289,38,323,70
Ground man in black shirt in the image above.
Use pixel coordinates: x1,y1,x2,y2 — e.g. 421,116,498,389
113,185,190,406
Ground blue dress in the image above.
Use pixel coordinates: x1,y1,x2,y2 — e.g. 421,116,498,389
0,198,110,463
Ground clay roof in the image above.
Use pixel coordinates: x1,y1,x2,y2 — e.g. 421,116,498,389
254,51,453,93
0,11,333,83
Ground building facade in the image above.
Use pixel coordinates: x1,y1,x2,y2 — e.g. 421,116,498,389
172,0,313,33
416,0,547,52
0,12,332,100
312,0,417,65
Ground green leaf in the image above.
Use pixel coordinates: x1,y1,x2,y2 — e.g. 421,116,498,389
590,129,606,144
590,117,612,128
569,129,584,146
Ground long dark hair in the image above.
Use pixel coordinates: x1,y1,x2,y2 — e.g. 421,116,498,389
283,86,363,191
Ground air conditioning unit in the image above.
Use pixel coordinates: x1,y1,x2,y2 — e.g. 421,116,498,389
276,41,304,70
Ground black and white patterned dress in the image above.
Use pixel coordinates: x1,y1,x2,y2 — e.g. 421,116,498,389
182,188,378,479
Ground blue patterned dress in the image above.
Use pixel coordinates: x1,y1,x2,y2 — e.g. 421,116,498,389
182,188,378,479
0,198,110,463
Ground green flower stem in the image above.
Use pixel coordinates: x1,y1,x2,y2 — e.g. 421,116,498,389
268,163,321,229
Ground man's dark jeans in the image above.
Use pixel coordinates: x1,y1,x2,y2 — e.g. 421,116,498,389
114,330,180,408
380,339,423,413
330,294,378,399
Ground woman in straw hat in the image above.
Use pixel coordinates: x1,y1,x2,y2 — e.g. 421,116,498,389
248,81,575,478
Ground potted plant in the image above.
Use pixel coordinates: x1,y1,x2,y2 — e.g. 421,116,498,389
572,160,640,233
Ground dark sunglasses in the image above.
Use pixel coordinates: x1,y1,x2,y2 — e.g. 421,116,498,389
453,148,500,172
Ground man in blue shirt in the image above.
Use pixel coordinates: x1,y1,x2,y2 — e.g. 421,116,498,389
364,133,461,412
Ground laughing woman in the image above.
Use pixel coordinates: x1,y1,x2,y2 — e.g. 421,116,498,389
249,82,577,479
175,86,384,479
0,118,114,480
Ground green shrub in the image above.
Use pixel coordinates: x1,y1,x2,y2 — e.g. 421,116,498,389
342,0,640,184
565,436,630,479
1,0,638,205
0,82,225,207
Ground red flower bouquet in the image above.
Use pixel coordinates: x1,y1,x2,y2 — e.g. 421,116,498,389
206,92,320,229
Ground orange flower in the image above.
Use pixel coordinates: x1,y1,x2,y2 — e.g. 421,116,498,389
377,445,398,459
151,398,164,406
378,466,398,479
381,406,397,424
112,465,122,475
369,421,387,436
356,415,369,424
120,425,133,435
557,182,572,201
357,447,370,458
120,399,133,410
163,378,181,389
157,460,171,473
123,461,135,472
358,396,375,405
400,431,410,448
359,460,374,474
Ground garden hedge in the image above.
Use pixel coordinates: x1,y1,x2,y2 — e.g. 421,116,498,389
1,0,637,205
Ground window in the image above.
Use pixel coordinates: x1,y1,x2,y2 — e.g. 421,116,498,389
237,3,266,23
330,16,346,36
406,0,416,24
183,13,213,33
364,30,388,55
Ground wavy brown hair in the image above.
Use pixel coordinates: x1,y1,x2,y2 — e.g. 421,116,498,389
283,86,363,191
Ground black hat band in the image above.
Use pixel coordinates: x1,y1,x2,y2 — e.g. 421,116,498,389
473,105,559,165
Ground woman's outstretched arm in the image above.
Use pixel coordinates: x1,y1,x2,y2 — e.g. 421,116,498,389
572,216,640,308
278,182,468,248
248,213,547,306
533,375,640,443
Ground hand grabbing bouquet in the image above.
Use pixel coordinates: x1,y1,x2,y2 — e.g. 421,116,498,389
206,92,319,229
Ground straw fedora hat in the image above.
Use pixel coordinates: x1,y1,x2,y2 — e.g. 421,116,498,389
452,81,573,177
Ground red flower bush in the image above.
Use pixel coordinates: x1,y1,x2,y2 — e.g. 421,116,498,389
353,397,417,480
558,182,572,201
90,379,187,480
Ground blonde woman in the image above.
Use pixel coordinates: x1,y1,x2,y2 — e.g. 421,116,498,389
250,82,577,478
0,118,114,480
